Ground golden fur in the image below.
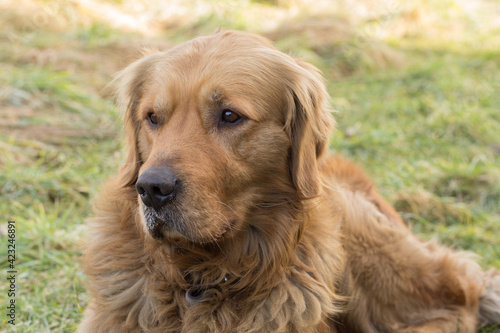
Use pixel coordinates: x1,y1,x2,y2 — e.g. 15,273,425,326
79,30,500,332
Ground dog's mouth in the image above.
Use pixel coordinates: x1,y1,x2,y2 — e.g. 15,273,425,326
141,206,236,243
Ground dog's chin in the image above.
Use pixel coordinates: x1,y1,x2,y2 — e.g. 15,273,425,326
140,206,235,244
141,207,187,241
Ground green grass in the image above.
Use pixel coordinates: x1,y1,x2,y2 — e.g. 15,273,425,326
329,48,500,268
1,0,499,331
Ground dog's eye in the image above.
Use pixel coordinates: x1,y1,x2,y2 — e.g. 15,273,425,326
220,109,242,124
147,112,159,126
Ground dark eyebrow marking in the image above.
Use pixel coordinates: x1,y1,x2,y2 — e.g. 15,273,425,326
210,90,223,102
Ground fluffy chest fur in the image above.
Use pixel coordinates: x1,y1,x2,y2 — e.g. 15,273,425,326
81,179,344,333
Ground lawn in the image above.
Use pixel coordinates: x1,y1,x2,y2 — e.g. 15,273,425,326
1,0,499,332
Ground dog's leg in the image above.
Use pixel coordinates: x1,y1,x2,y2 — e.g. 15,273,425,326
322,156,499,332
336,188,491,332
391,305,481,332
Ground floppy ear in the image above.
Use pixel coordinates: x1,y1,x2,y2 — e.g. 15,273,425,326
284,59,334,198
111,53,158,188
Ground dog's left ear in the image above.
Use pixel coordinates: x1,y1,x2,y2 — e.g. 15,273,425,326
284,59,334,198
110,51,160,188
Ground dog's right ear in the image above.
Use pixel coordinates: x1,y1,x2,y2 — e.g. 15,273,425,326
110,52,159,188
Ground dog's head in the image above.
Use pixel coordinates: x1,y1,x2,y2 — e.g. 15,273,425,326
114,30,333,243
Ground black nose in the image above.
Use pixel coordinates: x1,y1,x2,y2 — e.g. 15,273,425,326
136,168,178,211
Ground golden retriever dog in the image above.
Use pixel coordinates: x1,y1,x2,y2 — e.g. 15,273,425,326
79,30,500,332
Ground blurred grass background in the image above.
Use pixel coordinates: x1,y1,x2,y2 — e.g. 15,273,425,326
0,0,499,331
